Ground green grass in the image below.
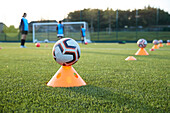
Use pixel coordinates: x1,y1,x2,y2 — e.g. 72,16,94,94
91,31,170,41
0,43,169,112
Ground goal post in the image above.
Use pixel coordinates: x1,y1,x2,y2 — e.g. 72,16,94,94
32,22,91,43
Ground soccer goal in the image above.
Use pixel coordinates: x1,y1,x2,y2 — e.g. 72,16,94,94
32,22,91,43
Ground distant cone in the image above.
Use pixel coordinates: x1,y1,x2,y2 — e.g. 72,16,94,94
135,48,149,55
125,56,136,60
158,43,163,47
166,43,170,46
47,66,86,87
152,45,159,49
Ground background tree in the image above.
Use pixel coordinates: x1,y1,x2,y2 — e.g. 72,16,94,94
64,6,170,31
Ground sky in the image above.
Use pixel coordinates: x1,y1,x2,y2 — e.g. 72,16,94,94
0,0,170,27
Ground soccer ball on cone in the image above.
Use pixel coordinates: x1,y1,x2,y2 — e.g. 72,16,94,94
137,39,147,48
158,40,163,44
167,40,170,43
35,43,40,47
153,40,159,45
52,38,80,66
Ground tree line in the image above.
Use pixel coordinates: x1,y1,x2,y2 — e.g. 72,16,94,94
64,6,170,31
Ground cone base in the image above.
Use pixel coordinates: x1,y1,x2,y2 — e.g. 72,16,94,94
47,66,86,87
166,43,170,46
152,45,159,49
125,56,136,60
135,48,149,55
158,43,163,47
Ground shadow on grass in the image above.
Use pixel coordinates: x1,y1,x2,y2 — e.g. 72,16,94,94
63,85,165,112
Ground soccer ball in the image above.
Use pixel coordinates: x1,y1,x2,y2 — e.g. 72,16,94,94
35,43,40,47
167,40,170,43
44,39,49,43
153,40,159,45
85,42,88,45
137,39,147,48
158,40,163,44
52,38,81,66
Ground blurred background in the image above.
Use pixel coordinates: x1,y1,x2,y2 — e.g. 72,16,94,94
0,0,170,43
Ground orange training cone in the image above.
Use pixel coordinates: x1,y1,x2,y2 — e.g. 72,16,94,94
135,48,149,55
166,43,170,46
125,56,136,60
158,43,163,47
47,66,86,87
152,45,159,49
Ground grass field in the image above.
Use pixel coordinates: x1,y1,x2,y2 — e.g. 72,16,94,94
0,43,169,112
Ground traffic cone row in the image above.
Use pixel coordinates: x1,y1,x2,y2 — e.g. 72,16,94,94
125,39,169,61
46,38,169,87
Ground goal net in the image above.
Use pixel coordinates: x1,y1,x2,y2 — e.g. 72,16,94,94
32,22,91,43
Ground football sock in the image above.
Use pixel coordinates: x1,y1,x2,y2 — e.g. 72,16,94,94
21,39,25,46
82,39,84,44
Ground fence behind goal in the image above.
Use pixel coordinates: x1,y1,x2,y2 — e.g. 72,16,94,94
32,22,91,43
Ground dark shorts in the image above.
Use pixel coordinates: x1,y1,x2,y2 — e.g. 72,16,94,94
22,31,28,35
81,34,85,37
